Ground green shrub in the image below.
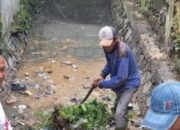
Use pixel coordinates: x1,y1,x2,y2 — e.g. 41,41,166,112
36,100,112,130
35,111,53,129
11,0,39,34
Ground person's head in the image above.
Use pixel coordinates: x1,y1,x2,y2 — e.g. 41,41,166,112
141,81,180,130
98,26,119,53
0,55,5,86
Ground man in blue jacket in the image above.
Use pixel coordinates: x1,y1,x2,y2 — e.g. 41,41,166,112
93,26,141,130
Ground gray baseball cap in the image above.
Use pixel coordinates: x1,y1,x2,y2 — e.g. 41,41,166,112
98,26,117,47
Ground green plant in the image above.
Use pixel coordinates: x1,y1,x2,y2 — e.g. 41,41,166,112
127,110,137,119
60,100,111,130
175,38,180,55
0,40,11,55
10,0,39,34
34,111,53,129
36,100,112,130
11,5,32,33
139,0,150,11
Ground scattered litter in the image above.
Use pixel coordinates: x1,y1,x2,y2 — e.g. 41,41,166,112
46,70,53,74
38,73,50,79
60,46,67,51
51,60,56,64
72,64,78,69
21,90,33,96
45,84,54,95
63,74,70,79
45,90,54,95
24,72,30,77
52,52,57,55
61,60,72,65
128,103,133,110
102,96,111,101
6,98,17,105
34,84,40,89
70,77,75,81
70,97,80,104
84,77,90,79
31,52,45,55
129,119,141,127
82,84,91,89
62,83,66,86
25,76,31,81
36,67,45,74
11,80,27,91
18,105,27,114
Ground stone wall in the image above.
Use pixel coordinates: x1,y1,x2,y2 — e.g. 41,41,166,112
111,0,176,116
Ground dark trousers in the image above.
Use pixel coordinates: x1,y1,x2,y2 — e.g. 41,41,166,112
114,88,138,130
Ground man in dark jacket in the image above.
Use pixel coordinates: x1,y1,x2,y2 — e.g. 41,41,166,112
93,26,141,130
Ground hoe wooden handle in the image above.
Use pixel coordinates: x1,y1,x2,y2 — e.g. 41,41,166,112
80,85,95,104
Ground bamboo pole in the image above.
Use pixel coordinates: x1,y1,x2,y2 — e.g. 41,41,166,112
165,0,175,49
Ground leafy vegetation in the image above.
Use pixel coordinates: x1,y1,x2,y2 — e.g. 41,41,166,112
0,0,39,54
35,111,53,129
11,0,39,34
139,0,151,12
36,100,112,130
0,40,11,55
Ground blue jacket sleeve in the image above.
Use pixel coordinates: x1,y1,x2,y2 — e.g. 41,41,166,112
101,62,111,78
101,58,129,88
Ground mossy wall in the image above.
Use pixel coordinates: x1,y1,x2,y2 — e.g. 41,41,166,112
0,0,39,87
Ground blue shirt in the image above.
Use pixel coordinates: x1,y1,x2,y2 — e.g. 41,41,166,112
100,42,141,93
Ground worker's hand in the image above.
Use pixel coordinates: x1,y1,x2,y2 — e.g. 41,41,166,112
95,81,103,89
92,74,104,88
92,75,103,88
93,74,104,84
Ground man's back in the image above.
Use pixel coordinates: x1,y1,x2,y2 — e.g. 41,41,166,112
101,41,140,93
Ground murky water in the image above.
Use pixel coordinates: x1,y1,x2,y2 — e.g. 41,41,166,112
27,23,105,61
25,0,113,62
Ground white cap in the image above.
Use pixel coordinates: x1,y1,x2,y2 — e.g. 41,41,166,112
98,26,117,47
